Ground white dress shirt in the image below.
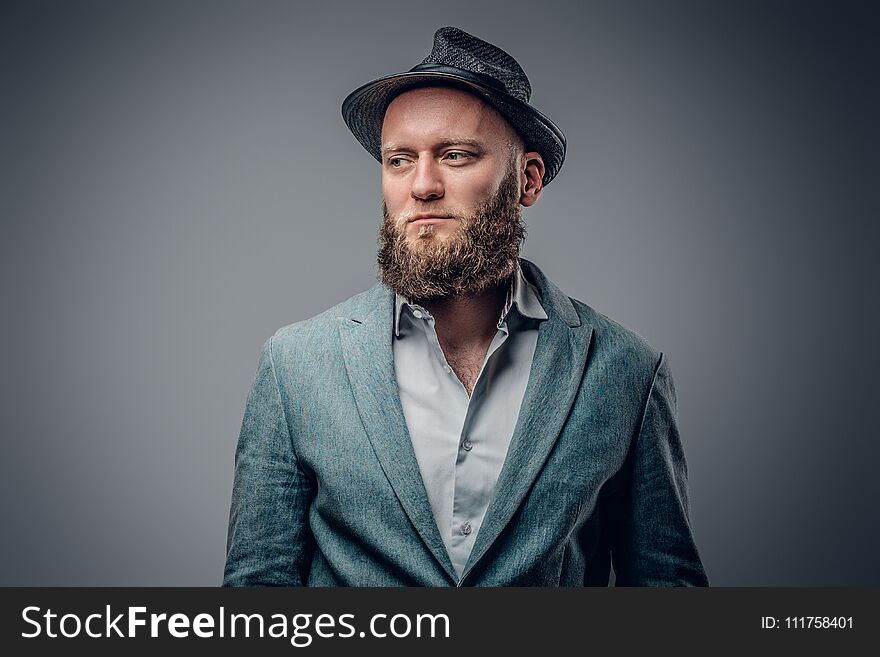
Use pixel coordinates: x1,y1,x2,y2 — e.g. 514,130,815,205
392,263,548,578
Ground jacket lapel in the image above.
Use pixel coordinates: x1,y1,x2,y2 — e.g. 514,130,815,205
461,260,594,580
337,285,458,582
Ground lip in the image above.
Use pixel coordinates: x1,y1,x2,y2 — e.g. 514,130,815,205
407,214,452,226
406,214,454,224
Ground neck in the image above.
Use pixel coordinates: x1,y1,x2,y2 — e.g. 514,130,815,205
418,278,510,350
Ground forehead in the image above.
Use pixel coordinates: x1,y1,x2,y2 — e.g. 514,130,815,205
381,86,515,151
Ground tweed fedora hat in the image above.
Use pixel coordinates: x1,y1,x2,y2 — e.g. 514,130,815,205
342,26,566,185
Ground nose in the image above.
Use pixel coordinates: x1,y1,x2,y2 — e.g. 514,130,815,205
410,156,444,202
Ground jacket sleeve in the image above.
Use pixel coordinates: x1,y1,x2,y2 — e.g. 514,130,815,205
223,336,316,586
609,353,709,586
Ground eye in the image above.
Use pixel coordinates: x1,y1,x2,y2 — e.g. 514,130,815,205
444,151,470,162
388,156,406,168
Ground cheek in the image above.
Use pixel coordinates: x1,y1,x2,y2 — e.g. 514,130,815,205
456,171,504,205
382,177,407,211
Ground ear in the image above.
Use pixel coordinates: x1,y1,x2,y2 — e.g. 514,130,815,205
520,151,545,207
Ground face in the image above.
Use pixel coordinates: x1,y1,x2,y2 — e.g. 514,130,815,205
377,86,534,301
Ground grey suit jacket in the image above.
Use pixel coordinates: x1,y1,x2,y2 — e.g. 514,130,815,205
223,259,708,586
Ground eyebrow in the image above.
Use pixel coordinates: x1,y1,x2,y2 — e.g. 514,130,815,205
380,138,486,156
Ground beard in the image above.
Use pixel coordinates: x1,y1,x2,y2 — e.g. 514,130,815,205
377,164,526,302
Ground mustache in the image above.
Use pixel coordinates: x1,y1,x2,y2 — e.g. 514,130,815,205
385,209,464,224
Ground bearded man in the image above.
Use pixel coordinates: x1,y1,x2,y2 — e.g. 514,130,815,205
223,27,708,587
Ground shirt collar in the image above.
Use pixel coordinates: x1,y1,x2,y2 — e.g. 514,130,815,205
393,261,548,337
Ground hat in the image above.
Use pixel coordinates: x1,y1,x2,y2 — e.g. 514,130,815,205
341,26,566,185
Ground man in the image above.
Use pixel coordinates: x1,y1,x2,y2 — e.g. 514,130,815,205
224,26,708,587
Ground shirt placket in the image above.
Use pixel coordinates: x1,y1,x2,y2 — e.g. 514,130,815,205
412,303,512,577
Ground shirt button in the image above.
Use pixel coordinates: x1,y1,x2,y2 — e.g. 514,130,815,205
412,309,423,319
461,521,472,536
462,438,473,451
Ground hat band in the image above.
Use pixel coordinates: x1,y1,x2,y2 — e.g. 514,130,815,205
408,63,510,96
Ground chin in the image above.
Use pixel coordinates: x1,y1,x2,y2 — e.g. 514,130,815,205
412,226,456,240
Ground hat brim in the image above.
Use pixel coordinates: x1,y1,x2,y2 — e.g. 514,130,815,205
342,70,566,186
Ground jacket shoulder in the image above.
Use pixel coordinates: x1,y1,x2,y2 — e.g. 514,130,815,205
265,285,384,360
275,286,379,337
521,258,662,373
570,297,662,376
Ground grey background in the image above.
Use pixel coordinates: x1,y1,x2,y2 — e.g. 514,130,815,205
2,0,877,586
